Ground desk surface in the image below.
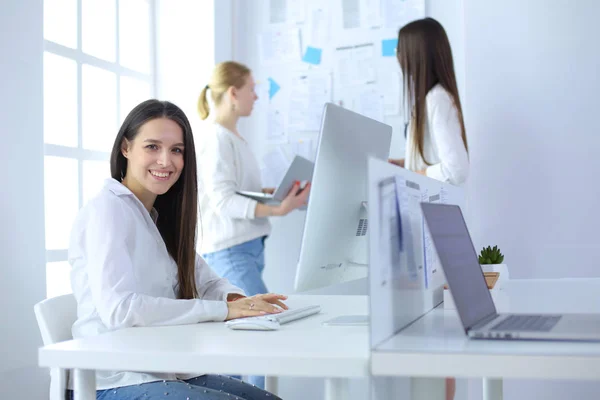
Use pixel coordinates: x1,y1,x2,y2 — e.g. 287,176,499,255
39,295,369,378
372,278,600,380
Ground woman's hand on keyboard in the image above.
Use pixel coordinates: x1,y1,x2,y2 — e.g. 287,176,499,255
225,293,289,321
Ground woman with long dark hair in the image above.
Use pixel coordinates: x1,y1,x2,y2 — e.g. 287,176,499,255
68,99,286,399
390,17,469,187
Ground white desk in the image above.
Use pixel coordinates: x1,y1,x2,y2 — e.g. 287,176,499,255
39,295,368,400
371,278,600,400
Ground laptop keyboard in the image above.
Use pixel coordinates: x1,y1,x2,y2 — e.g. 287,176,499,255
491,315,562,332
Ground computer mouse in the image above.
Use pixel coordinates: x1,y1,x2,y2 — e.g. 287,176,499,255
225,318,281,331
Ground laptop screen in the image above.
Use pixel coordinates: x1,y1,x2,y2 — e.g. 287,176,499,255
420,203,497,331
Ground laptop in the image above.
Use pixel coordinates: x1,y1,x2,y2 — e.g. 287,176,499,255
421,202,600,341
237,155,314,205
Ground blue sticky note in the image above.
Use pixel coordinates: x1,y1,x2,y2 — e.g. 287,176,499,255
268,78,280,99
302,46,322,65
382,38,398,57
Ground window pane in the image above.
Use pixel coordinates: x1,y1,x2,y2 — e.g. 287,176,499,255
120,76,151,123
46,261,73,299
119,0,151,73
82,64,117,152
44,0,77,48
44,156,79,250
82,0,116,62
44,52,78,147
83,160,110,205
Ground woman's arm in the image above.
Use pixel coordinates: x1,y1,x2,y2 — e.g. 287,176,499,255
425,92,469,185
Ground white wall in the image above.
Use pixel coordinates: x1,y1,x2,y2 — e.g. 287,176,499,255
0,0,49,398
464,1,600,399
155,0,217,135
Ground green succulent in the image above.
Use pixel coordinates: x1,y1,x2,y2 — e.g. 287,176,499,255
478,245,504,265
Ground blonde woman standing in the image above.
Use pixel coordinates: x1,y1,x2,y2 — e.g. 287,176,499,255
197,61,310,389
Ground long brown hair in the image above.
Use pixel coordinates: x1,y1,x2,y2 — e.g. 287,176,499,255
198,61,251,120
110,99,199,299
397,17,468,165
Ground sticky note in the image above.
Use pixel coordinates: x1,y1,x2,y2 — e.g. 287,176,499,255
381,38,398,57
302,46,323,65
268,77,280,99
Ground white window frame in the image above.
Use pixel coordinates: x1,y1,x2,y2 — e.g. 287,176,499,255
43,0,157,291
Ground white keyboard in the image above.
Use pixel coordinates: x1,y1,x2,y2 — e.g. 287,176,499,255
225,305,321,330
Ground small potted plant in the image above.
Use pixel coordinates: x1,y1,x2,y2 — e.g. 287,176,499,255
478,245,509,281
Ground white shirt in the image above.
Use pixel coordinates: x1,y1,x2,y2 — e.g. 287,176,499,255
405,84,469,185
197,124,271,253
68,178,245,390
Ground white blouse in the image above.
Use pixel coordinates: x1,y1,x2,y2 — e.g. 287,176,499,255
405,84,469,185
68,178,245,389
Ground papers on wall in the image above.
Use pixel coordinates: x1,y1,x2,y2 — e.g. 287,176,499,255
290,139,316,162
287,71,332,132
307,5,331,46
382,69,401,116
334,43,375,87
267,107,286,143
261,146,291,188
269,0,306,24
269,0,286,24
362,0,383,28
259,28,301,65
357,84,384,122
382,0,425,29
341,0,360,29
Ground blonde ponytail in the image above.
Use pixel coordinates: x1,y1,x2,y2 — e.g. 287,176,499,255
199,62,251,120
198,85,210,120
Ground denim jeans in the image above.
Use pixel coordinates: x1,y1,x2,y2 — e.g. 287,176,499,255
202,236,269,389
69,374,281,399
203,236,269,297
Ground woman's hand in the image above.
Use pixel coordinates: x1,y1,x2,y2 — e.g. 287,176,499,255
262,188,275,195
275,181,311,216
225,293,289,320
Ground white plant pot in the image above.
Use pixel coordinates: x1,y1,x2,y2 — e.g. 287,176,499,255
480,263,509,283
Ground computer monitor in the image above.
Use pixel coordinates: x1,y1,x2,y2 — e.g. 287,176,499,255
294,103,392,292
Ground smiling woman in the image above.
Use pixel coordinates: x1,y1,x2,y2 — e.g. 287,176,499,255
66,99,286,399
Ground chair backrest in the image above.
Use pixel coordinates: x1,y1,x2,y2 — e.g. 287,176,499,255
34,293,78,400
34,293,78,345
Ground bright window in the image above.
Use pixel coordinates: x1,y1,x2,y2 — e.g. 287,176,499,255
43,0,156,298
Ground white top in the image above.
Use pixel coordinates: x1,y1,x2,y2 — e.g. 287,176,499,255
68,178,245,390
197,124,271,253
405,84,469,185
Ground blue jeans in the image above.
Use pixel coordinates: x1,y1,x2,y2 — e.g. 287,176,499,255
69,375,281,399
203,237,269,297
203,236,269,389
